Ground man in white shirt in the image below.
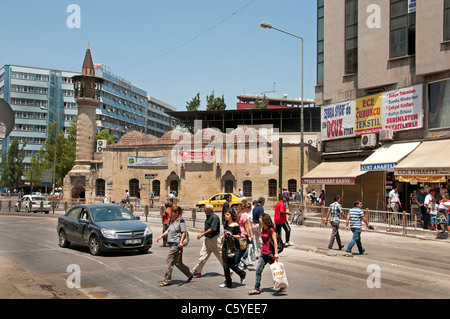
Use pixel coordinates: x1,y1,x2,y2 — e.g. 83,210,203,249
388,185,401,212
425,188,437,230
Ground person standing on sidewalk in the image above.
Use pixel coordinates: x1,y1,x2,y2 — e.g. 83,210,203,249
324,195,346,250
345,201,370,255
192,203,223,278
252,197,265,258
275,194,293,247
156,206,193,286
415,187,428,229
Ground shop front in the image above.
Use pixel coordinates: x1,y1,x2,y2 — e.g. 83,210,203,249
394,139,450,213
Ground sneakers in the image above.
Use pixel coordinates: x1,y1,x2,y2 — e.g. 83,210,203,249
284,241,294,247
193,271,201,278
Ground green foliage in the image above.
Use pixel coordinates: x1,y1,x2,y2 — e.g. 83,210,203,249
253,95,269,109
206,91,227,111
95,129,116,145
0,139,27,189
186,93,201,111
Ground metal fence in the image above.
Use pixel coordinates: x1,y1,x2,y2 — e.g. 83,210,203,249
289,202,421,235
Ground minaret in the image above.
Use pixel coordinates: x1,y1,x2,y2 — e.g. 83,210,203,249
64,46,103,201
71,46,103,171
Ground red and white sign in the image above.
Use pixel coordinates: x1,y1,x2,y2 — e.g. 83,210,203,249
301,178,356,185
180,151,214,162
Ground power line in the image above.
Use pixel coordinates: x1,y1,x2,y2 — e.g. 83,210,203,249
117,0,257,72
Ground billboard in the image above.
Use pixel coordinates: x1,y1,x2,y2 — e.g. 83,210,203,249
320,85,423,140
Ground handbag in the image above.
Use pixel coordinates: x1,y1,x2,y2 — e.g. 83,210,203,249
270,261,289,290
226,235,237,258
175,219,189,246
239,237,247,250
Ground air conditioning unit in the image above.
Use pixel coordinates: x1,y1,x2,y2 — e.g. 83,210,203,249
97,139,107,153
379,129,394,141
361,134,377,148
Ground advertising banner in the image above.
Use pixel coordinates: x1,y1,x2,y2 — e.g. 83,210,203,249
127,156,168,167
320,100,355,140
382,85,422,131
180,151,214,162
355,93,383,136
320,85,423,140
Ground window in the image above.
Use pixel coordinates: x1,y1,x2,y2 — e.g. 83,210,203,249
224,180,234,194
428,79,450,129
152,180,160,197
288,179,297,194
129,179,140,197
96,179,105,197
268,179,277,198
243,180,252,197
390,0,415,58
317,0,324,85
445,0,450,41
345,0,358,74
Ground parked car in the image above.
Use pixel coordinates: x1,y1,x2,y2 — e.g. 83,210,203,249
196,192,242,211
57,204,152,256
14,195,51,213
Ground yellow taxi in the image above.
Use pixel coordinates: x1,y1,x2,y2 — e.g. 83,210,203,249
196,193,242,211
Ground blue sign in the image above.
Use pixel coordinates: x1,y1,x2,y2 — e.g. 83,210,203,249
361,163,397,171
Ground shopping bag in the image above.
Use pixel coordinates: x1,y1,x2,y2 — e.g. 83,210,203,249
270,261,288,290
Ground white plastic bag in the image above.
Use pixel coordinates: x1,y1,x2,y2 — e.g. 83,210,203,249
270,261,288,290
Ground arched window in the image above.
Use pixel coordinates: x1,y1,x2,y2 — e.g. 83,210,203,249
288,179,297,194
152,180,160,197
243,180,252,197
170,180,178,196
129,179,139,197
224,180,234,194
95,179,105,197
268,179,277,197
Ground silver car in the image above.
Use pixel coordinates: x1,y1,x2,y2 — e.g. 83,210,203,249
15,195,52,213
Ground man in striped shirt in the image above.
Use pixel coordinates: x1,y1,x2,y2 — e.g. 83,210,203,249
324,195,346,250
345,201,370,254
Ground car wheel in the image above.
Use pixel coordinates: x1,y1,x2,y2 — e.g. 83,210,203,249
89,235,101,256
58,229,71,248
44,211,50,214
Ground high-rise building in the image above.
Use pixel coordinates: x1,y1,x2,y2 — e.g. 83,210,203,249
0,63,175,175
311,0,450,211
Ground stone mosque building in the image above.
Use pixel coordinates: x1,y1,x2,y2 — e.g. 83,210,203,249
63,48,317,208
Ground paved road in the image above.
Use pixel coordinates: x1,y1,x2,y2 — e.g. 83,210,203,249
1,213,449,302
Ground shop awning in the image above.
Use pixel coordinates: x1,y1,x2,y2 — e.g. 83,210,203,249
360,142,421,171
302,160,366,185
394,140,450,180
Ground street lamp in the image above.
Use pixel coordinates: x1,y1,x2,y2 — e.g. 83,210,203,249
260,22,305,202
41,106,58,198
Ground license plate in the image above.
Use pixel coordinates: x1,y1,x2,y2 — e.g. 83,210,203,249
125,239,142,244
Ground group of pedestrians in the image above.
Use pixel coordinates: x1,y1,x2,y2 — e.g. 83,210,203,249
415,186,450,235
324,195,371,255
155,195,287,295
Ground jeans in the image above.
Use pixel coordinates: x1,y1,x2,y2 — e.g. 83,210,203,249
254,253,274,291
346,228,364,253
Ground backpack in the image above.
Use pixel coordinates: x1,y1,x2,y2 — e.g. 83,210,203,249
269,228,284,254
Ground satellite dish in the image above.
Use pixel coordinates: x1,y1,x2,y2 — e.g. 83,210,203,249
0,99,15,139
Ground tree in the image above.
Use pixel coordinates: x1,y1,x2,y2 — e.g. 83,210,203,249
0,139,27,190
186,93,201,111
253,95,269,109
206,91,227,111
95,129,116,146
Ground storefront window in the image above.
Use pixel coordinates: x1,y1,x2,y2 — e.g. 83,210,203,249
428,79,450,129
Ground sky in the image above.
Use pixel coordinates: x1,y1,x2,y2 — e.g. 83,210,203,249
0,0,318,111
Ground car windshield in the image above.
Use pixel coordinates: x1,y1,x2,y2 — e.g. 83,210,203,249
31,196,46,201
90,206,135,222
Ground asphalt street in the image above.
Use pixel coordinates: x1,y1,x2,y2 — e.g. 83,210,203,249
1,210,450,302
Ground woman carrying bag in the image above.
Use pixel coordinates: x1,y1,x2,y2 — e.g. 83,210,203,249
156,206,193,286
248,213,283,295
220,208,246,288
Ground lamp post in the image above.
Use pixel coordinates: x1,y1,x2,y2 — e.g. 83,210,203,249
260,22,305,202
41,106,58,197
